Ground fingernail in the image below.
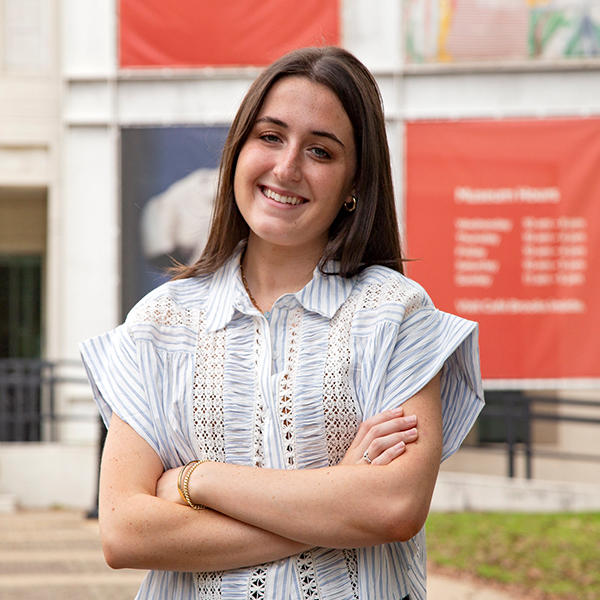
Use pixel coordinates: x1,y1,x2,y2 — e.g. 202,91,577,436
406,415,417,424
393,406,404,414
397,441,406,449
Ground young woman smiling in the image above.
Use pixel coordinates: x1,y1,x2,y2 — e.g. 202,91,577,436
81,46,483,600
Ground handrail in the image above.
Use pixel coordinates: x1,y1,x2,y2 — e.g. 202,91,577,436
0,358,91,442
478,391,600,478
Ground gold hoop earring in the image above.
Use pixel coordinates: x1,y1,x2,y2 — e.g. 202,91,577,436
344,195,357,213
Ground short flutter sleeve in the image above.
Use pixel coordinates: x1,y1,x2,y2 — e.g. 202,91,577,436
357,278,484,461
80,322,160,456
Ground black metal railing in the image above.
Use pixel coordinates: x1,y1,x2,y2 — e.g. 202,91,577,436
478,391,600,478
0,358,91,442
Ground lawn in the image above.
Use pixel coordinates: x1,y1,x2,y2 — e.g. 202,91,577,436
425,511,600,600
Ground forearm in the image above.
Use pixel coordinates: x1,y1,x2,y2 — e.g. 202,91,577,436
189,460,433,549
100,491,311,571
100,414,310,572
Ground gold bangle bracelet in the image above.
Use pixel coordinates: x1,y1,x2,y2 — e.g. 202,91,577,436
177,460,207,510
177,462,193,504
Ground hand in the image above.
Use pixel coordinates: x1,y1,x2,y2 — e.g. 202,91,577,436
155,465,187,505
339,407,418,466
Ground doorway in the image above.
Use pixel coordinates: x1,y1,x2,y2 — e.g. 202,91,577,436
0,187,46,441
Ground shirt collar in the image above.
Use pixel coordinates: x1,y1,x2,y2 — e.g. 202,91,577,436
203,243,357,331
203,243,248,332
294,261,356,319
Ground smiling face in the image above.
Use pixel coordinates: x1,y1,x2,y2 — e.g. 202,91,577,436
233,76,357,258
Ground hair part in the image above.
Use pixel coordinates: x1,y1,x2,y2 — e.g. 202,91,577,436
172,46,403,280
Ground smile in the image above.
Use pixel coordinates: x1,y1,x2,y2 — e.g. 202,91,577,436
261,186,305,206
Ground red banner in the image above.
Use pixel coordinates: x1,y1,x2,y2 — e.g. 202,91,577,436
405,119,600,382
119,0,340,68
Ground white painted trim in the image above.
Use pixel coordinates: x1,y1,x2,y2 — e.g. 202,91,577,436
484,379,600,391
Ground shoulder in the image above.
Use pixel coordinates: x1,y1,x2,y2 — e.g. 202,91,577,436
350,265,434,320
125,275,213,329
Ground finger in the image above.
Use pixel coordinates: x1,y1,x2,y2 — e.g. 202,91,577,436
402,427,418,445
367,428,417,459
371,441,406,465
361,416,418,448
352,407,405,446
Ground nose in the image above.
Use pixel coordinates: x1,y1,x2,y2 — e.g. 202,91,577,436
273,146,301,182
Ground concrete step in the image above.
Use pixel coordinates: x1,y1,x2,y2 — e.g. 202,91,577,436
432,471,600,512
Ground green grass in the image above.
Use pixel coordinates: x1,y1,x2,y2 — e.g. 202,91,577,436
425,512,600,600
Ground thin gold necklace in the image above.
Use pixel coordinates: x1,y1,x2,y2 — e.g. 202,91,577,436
240,261,263,313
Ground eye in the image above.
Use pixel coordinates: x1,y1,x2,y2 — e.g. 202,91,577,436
260,133,281,144
309,147,331,160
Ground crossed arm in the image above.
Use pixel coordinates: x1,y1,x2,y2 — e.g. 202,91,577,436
99,372,442,572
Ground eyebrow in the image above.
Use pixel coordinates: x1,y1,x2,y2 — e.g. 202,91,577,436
255,116,346,148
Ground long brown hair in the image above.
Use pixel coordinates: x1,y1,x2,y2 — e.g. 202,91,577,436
173,46,403,280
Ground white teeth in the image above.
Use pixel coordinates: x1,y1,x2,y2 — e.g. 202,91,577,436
263,187,303,205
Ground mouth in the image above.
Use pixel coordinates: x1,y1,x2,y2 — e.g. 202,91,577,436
260,186,306,206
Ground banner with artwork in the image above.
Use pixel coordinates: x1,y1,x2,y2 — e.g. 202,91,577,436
404,0,600,64
405,118,600,383
119,0,340,68
120,126,229,316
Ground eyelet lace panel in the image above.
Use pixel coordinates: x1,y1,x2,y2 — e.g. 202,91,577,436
128,295,196,328
192,311,227,462
357,278,423,317
343,549,360,600
195,571,223,600
278,307,303,468
192,310,226,598
248,565,268,599
322,294,360,466
296,551,321,599
252,320,266,468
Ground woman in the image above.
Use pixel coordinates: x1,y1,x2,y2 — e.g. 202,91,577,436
81,46,483,599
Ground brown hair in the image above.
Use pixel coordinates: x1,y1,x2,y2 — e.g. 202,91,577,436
173,46,403,280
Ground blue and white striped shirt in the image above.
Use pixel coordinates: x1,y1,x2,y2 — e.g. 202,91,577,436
80,245,484,600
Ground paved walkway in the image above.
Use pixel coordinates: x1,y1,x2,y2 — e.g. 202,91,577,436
0,510,515,599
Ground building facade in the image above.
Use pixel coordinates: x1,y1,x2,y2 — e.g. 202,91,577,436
1,0,599,509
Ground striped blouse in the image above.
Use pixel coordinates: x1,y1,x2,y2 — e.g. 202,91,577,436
80,245,484,600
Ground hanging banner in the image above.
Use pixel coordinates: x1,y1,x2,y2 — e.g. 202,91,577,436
119,0,340,68
405,119,600,383
120,126,229,317
404,0,600,64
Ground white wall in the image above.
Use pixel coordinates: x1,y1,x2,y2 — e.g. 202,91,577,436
60,0,116,77
0,0,58,184
0,443,97,510
11,0,594,485
402,68,600,119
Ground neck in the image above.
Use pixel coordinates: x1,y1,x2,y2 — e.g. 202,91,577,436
241,237,324,313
